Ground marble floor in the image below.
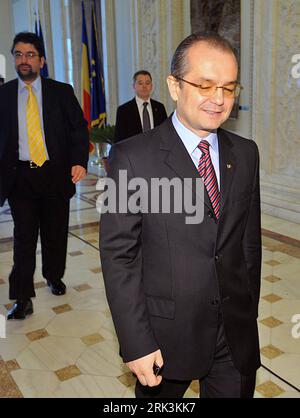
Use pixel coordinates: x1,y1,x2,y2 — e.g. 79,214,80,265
0,164,300,398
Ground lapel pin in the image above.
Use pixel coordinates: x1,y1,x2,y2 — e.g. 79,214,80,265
227,163,232,169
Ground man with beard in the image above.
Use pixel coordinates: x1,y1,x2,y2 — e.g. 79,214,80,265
0,32,89,319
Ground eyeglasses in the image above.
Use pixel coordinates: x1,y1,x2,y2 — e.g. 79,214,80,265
13,52,39,60
174,76,243,98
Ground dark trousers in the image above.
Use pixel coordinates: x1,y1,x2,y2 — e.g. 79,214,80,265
135,315,256,398
8,165,70,300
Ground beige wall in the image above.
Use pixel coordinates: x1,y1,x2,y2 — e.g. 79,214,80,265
252,0,300,223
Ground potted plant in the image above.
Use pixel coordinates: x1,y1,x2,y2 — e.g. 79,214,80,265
89,125,115,172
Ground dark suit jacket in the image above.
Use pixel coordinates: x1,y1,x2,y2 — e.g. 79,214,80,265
100,117,261,381
0,78,89,206
114,98,167,142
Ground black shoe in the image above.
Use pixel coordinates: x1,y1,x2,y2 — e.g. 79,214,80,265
47,279,66,296
7,299,33,320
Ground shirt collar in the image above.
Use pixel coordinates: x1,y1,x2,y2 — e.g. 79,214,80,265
135,95,151,107
18,76,41,93
172,110,218,154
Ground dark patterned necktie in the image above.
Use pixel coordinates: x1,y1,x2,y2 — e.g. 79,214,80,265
198,140,221,219
142,102,151,132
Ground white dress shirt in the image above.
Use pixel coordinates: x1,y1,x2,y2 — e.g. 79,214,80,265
18,76,49,161
172,111,220,189
135,96,154,130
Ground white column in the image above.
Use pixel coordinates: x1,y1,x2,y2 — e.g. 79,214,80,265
223,0,254,139
101,0,118,125
12,0,31,33
113,0,135,105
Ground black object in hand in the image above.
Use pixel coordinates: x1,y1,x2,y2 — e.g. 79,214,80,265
153,362,162,376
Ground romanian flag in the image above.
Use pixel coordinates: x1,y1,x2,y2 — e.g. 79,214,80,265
81,2,93,152
90,3,106,128
38,21,49,78
35,18,49,78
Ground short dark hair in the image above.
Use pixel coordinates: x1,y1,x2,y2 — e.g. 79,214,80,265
133,70,152,83
171,32,237,79
11,32,45,58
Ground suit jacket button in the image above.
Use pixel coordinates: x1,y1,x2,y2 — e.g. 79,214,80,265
211,299,219,305
207,211,213,218
215,254,219,262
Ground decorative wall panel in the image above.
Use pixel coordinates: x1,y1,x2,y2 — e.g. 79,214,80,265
253,0,300,222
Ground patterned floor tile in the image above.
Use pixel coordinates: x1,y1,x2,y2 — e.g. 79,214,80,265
262,294,282,303
118,371,136,388
260,344,284,359
0,373,23,398
73,283,92,292
34,281,47,289
11,369,60,397
0,357,23,398
260,316,284,328
55,365,82,382
52,304,73,314
69,251,84,257
90,267,102,274
5,359,21,372
264,260,281,267
81,333,105,346
26,328,49,342
255,381,285,397
263,275,282,283
190,380,200,394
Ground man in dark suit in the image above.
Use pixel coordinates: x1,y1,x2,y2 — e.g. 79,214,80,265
100,33,261,398
0,32,89,320
114,70,167,142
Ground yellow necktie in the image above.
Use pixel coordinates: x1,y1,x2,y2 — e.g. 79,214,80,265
26,85,47,166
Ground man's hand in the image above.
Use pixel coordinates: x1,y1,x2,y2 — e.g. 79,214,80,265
126,349,164,387
71,165,87,184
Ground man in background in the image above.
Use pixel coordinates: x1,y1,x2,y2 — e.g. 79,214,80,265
114,70,167,142
0,32,89,320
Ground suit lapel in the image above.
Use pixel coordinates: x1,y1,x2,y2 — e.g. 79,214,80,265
159,118,212,212
42,77,60,157
151,99,159,127
217,129,236,217
41,77,51,139
131,99,142,132
158,121,237,216
10,80,19,148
